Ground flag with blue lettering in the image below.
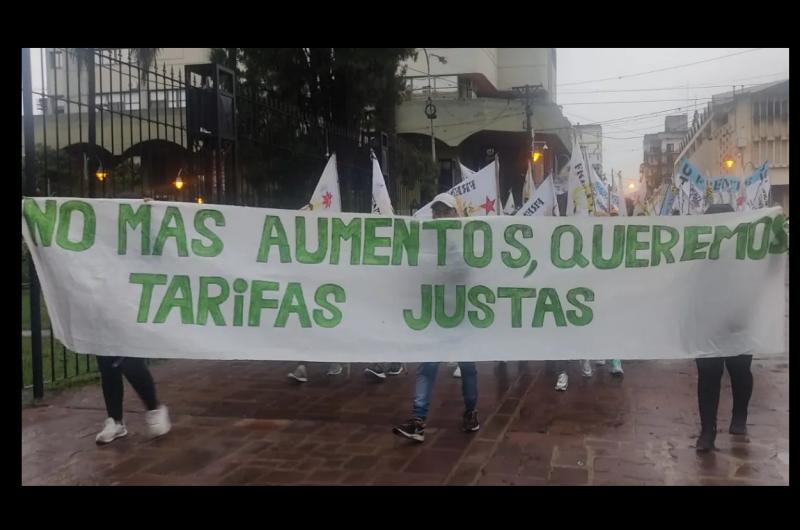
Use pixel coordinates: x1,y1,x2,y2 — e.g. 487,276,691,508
745,161,770,210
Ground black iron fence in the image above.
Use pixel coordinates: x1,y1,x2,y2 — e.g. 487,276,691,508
22,47,430,398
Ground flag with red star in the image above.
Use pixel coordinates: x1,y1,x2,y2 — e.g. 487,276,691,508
414,160,499,218
303,154,341,212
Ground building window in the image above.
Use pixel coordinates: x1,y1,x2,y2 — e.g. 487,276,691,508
666,143,674,153
148,89,183,109
49,50,64,69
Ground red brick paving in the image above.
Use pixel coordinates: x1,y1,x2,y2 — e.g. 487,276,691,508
21,356,789,485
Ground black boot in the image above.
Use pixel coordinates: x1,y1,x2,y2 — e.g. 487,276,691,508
696,426,716,452
729,413,748,435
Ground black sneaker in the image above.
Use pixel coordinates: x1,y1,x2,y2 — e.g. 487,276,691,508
364,364,387,381
696,428,716,452
462,410,480,433
392,418,425,442
386,363,406,376
729,415,748,435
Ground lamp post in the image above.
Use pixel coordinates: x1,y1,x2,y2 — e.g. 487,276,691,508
421,48,447,164
88,154,108,197
174,168,186,201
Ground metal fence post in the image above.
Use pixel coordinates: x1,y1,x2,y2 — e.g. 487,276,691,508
22,48,44,399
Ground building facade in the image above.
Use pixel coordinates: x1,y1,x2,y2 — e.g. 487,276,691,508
396,48,572,208
642,115,688,194
675,80,789,215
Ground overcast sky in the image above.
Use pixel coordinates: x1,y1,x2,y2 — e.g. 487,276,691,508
556,48,789,184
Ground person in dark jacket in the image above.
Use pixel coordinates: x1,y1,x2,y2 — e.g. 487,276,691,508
695,203,752,452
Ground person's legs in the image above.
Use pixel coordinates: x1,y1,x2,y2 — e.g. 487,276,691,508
725,355,753,434
97,356,124,422
458,362,478,412
118,358,159,411
393,362,440,442
95,356,129,444
696,357,725,451
411,362,440,419
458,362,480,432
120,357,171,438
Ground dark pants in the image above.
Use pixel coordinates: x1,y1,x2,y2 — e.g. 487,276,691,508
695,355,753,431
97,356,159,422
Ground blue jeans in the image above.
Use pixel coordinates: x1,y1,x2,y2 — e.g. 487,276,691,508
412,362,478,420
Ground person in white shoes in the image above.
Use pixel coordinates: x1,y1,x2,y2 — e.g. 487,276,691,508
95,356,171,445
288,362,345,383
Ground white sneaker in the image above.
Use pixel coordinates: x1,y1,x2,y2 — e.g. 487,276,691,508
609,359,624,376
581,360,593,378
145,405,171,439
95,418,127,445
288,364,308,383
555,372,568,392
327,363,344,376
452,365,462,378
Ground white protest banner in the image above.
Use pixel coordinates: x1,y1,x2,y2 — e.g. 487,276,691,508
414,160,500,219
516,174,555,217
22,197,787,362
371,151,393,215
303,154,341,212
745,161,770,210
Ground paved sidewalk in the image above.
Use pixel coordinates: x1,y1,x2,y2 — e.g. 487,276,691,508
22,357,789,485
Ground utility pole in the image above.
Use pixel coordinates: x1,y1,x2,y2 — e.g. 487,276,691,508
513,84,543,182
513,84,542,143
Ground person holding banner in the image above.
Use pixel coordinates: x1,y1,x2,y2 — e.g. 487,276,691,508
393,193,480,442
95,193,171,445
695,202,754,452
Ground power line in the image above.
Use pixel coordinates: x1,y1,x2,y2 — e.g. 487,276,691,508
558,72,787,94
558,49,764,87
559,97,714,105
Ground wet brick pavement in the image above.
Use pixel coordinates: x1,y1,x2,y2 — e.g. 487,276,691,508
22,356,789,485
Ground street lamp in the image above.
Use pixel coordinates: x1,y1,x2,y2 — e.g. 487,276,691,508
421,48,447,164
86,154,108,197
174,168,186,190
723,157,735,171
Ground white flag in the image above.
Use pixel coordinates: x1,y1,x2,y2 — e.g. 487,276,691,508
616,172,628,216
566,137,594,216
414,160,500,218
503,189,517,215
371,152,393,215
516,174,555,217
303,154,341,212
587,160,611,215
460,162,476,179
522,162,535,203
